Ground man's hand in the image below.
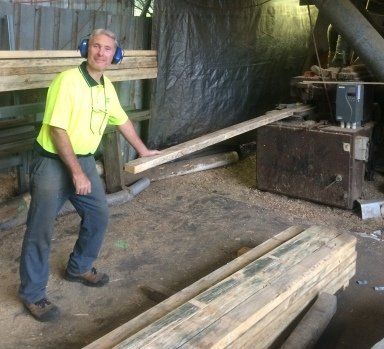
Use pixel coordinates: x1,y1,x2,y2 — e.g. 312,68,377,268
139,149,162,157
50,126,91,195
73,172,92,195
118,122,162,158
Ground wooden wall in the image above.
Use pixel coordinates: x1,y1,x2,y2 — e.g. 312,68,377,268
1,0,134,15
0,2,148,50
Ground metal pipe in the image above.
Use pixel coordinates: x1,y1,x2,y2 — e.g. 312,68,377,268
58,177,151,216
0,178,151,231
313,0,384,81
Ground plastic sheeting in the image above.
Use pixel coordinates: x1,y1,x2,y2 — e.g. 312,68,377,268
148,0,315,148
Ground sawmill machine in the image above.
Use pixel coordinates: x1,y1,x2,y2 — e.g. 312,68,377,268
256,0,384,209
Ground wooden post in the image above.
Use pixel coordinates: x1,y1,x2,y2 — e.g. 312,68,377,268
281,292,337,349
102,129,124,194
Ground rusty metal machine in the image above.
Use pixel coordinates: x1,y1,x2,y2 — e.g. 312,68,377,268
256,73,376,209
256,75,374,209
256,119,372,209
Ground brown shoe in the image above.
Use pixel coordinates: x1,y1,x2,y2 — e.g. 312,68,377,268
64,267,109,287
24,298,60,322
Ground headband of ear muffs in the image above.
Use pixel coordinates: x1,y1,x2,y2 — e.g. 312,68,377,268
78,38,123,64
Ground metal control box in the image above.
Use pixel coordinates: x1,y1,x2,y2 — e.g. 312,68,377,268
256,120,373,209
336,84,365,127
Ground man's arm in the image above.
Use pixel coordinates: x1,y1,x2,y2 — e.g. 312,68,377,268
50,126,91,195
117,120,160,157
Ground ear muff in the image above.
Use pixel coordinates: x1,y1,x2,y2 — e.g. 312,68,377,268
77,38,123,64
78,38,89,58
112,46,123,64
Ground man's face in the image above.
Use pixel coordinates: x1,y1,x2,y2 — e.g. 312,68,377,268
87,34,116,72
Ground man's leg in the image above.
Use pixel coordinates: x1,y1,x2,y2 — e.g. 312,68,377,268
19,156,70,321
65,157,109,286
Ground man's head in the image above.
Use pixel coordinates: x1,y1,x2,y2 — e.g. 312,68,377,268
86,29,120,73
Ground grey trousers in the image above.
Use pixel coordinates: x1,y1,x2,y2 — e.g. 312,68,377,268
19,154,109,303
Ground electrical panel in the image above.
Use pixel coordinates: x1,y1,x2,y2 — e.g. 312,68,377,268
336,84,364,128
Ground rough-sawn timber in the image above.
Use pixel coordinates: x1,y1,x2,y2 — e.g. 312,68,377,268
124,104,314,174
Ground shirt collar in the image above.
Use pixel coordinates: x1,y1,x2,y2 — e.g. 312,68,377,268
78,61,105,87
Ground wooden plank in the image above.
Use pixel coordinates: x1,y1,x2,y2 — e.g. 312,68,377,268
206,260,354,349
0,129,36,145
83,226,305,349
0,102,45,119
58,9,74,50
0,50,157,59
124,105,314,174
280,292,337,349
94,10,107,31
0,57,157,76
39,7,55,49
122,151,240,186
19,4,34,50
177,234,355,349
112,227,345,349
0,56,156,70
232,262,355,349
105,68,157,81
0,138,34,156
300,80,384,86
0,155,22,170
0,68,158,92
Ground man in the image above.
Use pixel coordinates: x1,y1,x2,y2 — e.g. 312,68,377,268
19,28,160,322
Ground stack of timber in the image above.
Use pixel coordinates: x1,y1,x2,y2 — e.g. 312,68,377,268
0,50,157,92
85,225,356,349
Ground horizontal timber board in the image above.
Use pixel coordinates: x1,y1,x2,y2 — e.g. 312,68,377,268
0,103,45,119
0,57,157,76
0,50,157,91
0,56,156,68
124,104,314,174
0,50,157,59
0,68,158,92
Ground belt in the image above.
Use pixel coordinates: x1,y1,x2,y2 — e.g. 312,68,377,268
33,141,93,159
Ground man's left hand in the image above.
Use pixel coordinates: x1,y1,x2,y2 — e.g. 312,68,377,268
140,149,161,157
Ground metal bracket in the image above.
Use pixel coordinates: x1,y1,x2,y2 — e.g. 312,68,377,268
358,199,384,220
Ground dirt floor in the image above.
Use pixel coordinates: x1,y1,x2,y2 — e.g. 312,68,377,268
0,154,384,349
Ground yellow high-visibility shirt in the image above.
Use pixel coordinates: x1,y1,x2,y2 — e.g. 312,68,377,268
37,62,128,155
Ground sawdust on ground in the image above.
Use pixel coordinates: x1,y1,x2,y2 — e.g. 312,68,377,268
1,154,383,234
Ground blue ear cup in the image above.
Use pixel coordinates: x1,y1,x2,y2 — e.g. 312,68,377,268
112,46,123,64
78,38,89,58
77,38,123,64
